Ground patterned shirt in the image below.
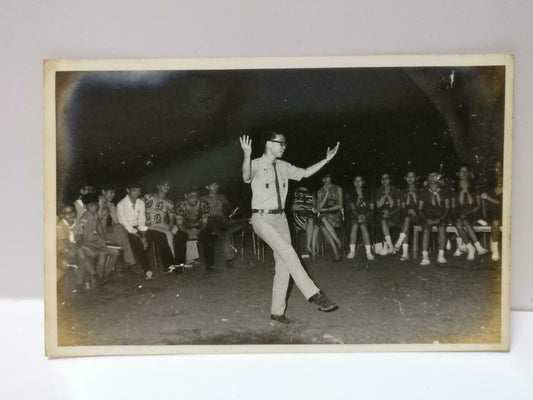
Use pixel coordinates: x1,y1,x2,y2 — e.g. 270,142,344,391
143,193,175,226
175,199,210,228
247,155,306,209
293,189,315,215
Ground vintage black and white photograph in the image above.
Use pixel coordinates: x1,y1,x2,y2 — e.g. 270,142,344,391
44,55,512,356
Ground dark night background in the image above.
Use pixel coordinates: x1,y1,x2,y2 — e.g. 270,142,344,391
56,66,505,213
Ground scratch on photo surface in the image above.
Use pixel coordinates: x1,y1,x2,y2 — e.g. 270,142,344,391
393,299,405,316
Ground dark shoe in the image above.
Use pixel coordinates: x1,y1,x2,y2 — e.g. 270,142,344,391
99,274,112,286
130,264,144,275
226,260,234,269
309,291,339,312
270,314,293,324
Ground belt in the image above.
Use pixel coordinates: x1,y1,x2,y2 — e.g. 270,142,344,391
252,209,284,214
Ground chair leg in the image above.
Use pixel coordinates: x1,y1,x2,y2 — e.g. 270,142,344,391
252,232,257,256
413,229,419,258
241,231,245,260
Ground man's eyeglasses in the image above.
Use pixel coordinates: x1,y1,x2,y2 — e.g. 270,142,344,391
269,140,288,147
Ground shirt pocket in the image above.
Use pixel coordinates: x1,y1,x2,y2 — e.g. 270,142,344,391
259,167,274,190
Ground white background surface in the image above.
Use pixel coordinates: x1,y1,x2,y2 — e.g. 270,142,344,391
1,1,532,398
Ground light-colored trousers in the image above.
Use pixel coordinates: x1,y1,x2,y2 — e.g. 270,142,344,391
251,212,319,315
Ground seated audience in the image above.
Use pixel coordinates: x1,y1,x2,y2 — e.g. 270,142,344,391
116,183,152,279
481,160,503,262
345,175,375,260
144,179,181,273
78,194,119,285
175,187,211,270
98,186,136,268
317,173,344,261
451,166,488,260
74,184,95,222
291,186,319,259
394,171,421,261
418,172,450,265
202,181,243,268
57,204,87,293
374,173,402,256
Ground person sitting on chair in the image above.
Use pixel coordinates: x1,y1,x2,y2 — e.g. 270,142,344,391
291,186,319,259
418,172,450,266
481,160,503,262
144,179,180,274
57,204,87,294
317,173,344,261
345,175,375,261
451,166,488,261
201,181,244,269
374,173,402,256
78,194,119,286
394,171,421,261
98,186,135,271
175,187,211,270
116,183,152,279
74,183,95,222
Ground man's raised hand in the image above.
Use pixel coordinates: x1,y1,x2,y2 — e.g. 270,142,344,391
240,135,252,156
326,141,340,162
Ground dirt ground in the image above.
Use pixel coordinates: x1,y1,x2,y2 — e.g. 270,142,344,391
57,246,501,346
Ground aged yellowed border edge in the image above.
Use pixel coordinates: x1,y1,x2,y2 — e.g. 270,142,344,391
44,54,513,357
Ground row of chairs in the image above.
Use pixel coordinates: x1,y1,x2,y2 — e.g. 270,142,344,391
239,221,498,262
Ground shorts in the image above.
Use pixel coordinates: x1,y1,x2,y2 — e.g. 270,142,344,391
421,208,448,229
453,206,479,223
376,208,401,227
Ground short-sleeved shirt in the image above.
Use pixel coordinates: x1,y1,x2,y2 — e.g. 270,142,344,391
143,193,175,226
452,186,479,209
247,155,306,210
57,219,80,252
202,193,231,219
98,196,119,227
345,188,373,216
78,211,106,249
175,199,210,228
293,189,315,216
420,185,450,213
375,186,401,211
400,186,420,210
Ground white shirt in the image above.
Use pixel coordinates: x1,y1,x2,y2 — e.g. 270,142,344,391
116,195,146,234
247,154,305,210
74,199,85,222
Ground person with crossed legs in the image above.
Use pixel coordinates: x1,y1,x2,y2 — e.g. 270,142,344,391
240,132,339,324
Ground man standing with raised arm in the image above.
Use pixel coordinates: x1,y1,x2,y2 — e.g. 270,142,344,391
240,132,340,324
